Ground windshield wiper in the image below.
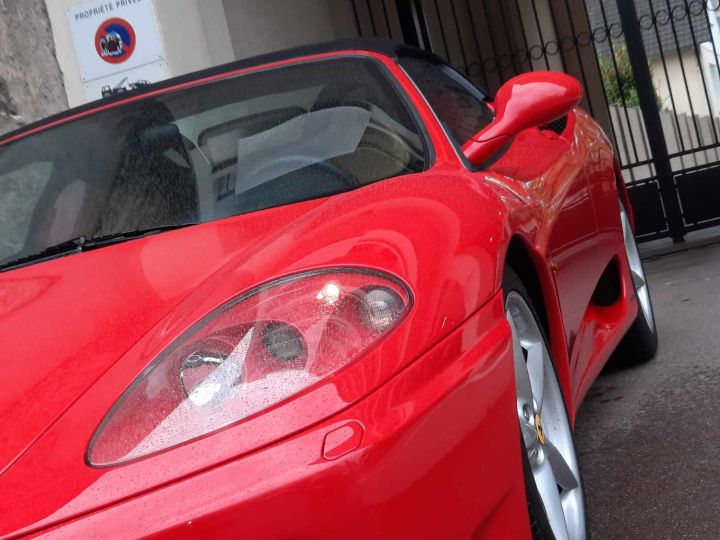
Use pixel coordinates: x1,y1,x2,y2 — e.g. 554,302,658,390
0,224,193,273
81,224,193,250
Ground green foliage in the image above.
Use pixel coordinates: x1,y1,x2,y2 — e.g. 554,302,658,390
599,44,661,108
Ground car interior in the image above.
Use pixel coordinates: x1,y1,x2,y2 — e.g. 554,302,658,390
0,57,428,264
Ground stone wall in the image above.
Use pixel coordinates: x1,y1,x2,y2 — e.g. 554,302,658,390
0,0,67,135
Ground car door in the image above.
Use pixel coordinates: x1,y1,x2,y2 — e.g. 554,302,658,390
487,116,601,376
399,57,601,380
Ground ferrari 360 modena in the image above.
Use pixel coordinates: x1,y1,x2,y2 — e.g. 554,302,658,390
0,39,657,539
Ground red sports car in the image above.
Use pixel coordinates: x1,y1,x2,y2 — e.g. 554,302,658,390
0,40,656,539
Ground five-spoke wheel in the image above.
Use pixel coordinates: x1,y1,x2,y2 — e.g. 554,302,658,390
616,200,658,363
505,271,587,540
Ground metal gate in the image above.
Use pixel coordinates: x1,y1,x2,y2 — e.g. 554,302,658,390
348,0,720,243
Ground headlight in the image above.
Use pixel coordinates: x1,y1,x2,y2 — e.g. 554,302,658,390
87,268,411,466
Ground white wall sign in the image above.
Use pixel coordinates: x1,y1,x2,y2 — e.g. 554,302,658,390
67,0,167,102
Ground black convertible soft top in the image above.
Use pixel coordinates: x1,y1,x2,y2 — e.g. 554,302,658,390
0,38,443,144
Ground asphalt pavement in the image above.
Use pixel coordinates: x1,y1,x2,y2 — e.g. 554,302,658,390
576,241,720,539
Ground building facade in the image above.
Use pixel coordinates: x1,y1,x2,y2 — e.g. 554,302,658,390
44,0,363,108
34,1,605,115
0,0,67,134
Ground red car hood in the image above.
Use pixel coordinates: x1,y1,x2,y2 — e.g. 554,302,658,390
0,198,331,475
0,173,510,535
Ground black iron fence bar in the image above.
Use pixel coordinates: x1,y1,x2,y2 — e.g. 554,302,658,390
660,0,704,145
597,0,643,177
547,0,570,73
668,142,720,159
625,158,657,170
617,0,685,242
432,0,451,61
448,0,470,72
395,0,419,47
366,0,378,35
682,0,720,143
351,1,363,36
530,0,554,70
582,2,623,153
599,1,642,165
671,159,720,173
684,217,720,231
635,122,654,167
380,0,394,39
465,0,491,89
414,0,432,51
562,0,596,118
480,0,502,82
639,230,672,239
498,0,522,77
628,174,663,185
513,0,534,72
606,91,639,177
640,219,670,234
644,1,688,152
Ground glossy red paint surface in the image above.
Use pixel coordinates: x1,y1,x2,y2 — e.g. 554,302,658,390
0,47,637,538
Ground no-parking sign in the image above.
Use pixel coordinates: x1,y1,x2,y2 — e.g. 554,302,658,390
95,17,137,64
67,0,167,101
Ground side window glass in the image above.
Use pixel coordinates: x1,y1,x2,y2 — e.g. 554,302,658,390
400,57,494,147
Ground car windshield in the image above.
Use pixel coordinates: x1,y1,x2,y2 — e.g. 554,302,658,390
0,56,426,266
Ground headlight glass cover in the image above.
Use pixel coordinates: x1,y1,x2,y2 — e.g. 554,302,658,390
88,268,411,467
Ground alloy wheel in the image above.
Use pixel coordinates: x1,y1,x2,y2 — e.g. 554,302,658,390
506,292,586,540
620,203,655,332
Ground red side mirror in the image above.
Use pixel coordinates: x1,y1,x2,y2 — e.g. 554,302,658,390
462,71,583,166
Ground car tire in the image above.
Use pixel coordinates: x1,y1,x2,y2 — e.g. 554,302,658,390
504,267,588,540
615,200,658,364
